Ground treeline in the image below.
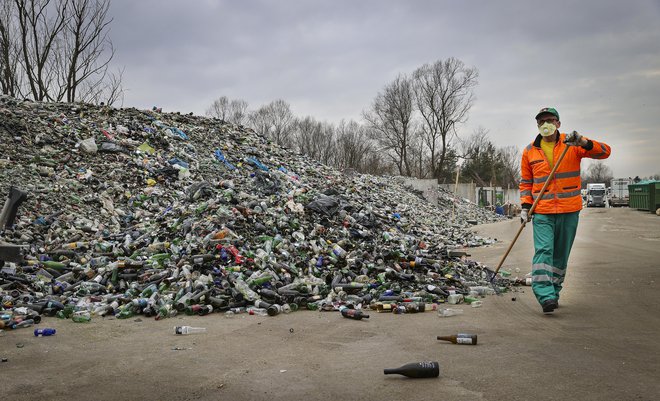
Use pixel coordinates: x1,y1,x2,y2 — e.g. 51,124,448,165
207,58,520,188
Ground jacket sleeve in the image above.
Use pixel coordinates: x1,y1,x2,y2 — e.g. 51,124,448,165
578,137,611,160
519,146,533,208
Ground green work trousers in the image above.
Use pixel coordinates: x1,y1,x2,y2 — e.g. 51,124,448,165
531,211,580,304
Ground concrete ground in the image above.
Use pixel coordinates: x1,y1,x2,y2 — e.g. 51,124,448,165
1,207,659,401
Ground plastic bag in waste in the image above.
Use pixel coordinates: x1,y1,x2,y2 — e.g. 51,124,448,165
305,194,349,217
79,137,98,154
98,142,126,153
187,181,214,201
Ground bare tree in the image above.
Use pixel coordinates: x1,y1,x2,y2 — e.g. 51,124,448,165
583,160,613,185
362,142,394,176
0,1,21,96
459,127,508,187
1,0,121,104
317,122,336,166
497,145,520,188
206,96,230,119
293,115,323,158
363,74,416,176
334,119,374,171
207,96,249,124
412,58,478,180
57,0,115,103
14,0,68,101
228,99,248,125
248,99,295,147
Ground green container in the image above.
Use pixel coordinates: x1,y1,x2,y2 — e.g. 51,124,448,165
653,182,660,213
628,181,660,212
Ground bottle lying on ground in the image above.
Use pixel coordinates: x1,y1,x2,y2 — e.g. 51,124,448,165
339,305,369,320
383,361,440,378
437,333,478,345
174,326,206,335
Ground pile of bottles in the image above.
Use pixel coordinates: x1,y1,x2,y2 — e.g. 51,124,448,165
0,95,511,329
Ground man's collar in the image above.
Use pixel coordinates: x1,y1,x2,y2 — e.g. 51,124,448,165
533,133,560,147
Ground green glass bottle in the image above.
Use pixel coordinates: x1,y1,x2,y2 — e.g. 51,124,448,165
248,275,272,288
140,283,158,298
42,260,67,270
116,307,134,319
464,296,479,305
72,311,91,323
56,305,75,319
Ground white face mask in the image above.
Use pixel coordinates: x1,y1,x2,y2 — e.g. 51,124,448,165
538,122,556,137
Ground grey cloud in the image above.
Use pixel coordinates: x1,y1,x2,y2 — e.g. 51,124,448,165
107,0,660,177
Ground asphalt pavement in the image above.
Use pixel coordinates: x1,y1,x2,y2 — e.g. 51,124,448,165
2,207,658,401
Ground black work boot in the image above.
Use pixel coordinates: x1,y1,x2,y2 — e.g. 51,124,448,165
542,299,558,314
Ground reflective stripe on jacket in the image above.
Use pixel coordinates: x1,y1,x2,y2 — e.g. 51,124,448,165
519,133,611,214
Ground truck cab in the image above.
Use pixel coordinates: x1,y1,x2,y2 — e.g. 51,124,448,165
586,183,607,207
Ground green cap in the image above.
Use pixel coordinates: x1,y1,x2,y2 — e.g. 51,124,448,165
535,107,559,121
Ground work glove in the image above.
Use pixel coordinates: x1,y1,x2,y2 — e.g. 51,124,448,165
520,209,532,225
564,131,585,147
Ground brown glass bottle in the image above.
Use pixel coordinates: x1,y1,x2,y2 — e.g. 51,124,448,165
437,333,478,345
373,302,393,313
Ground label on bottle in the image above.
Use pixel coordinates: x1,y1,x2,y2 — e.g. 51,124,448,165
457,337,474,344
418,361,436,368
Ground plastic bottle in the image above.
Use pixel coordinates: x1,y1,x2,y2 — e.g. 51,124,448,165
234,278,258,301
447,294,464,305
34,328,57,336
174,326,206,335
12,319,35,329
438,308,464,317
247,307,268,316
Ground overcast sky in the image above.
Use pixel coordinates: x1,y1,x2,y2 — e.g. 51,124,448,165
108,0,660,178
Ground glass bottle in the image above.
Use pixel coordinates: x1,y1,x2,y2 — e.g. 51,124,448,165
72,311,92,323
383,361,440,378
174,326,206,335
437,333,478,345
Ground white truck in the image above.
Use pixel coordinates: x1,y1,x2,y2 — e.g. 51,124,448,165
586,183,607,207
609,178,631,207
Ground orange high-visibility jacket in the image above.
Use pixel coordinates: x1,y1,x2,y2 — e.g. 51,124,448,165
520,133,611,214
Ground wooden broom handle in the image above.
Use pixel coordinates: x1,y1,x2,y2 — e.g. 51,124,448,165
491,143,571,277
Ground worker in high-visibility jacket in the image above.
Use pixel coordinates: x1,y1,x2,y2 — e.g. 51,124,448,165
520,107,611,314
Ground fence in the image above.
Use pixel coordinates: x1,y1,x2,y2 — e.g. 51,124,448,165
438,183,520,206
398,179,522,206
